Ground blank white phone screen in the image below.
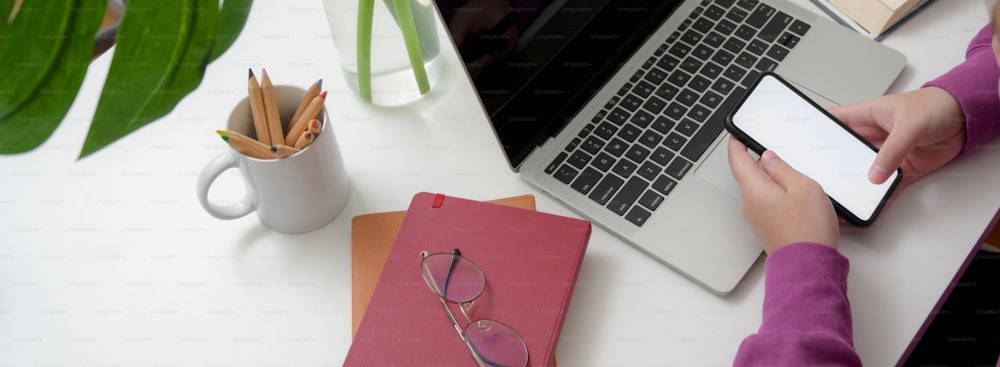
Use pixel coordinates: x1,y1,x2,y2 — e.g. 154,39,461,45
731,75,899,222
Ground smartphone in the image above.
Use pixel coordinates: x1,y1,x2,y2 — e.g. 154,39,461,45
725,72,901,227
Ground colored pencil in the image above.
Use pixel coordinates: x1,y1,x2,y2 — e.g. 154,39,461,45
260,68,284,146
285,91,326,146
247,68,272,146
217,130,274,159
293,131,315,149
271,144,301,158
291,79,322,126
307,118,322,136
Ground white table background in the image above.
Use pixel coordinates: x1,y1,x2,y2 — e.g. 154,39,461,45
0,0,996,365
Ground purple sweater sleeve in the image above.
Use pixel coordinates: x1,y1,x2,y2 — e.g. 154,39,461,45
734,243,861,367
923,25,1000,154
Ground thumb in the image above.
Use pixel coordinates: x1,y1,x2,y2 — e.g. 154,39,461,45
760,150,809,190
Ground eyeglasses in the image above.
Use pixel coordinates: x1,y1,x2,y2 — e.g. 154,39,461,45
420,249,528,367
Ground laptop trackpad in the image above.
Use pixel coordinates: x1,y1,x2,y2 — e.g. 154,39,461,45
694,137,748,199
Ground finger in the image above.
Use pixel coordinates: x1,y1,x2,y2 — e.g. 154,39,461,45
869,119,923,184
759,150,810,191
726,137,772,190
828,102,891,150
828,98,884,128
828,98,918,184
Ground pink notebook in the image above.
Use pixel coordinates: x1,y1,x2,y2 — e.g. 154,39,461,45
345,192,591,366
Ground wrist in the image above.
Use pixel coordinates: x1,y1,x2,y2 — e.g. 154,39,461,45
769,241,838,256
920,86,966,126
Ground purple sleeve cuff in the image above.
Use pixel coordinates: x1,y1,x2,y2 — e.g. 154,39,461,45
734,242,861,367
922,25,1000,154
760,243,851,334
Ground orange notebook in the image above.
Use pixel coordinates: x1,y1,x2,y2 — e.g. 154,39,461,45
345,192,591,367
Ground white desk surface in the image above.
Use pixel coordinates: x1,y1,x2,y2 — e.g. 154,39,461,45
0,0,996,365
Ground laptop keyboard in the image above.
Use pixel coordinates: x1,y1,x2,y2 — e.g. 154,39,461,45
544,0,810,227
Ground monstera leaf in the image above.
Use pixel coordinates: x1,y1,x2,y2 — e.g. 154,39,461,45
0,0,252,158
0,0,103,154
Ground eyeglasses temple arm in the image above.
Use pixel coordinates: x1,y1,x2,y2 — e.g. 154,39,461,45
441,248,461,299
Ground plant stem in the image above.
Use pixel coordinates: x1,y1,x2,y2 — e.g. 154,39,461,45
356,0,374,102
391,0,429,94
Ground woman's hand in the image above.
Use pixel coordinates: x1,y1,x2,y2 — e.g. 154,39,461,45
829,87,966,188
727,137,839,254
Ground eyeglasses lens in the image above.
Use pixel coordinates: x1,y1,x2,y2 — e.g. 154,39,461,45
465,320,529,367
421,253,485,303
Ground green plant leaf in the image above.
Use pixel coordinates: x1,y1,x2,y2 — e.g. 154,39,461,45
138,0,218,120
81,0,255,158
0,0,106,154
209,0,252,62
1,0,15,35
141,0,253,119
79,0,195,158
0,0,74,121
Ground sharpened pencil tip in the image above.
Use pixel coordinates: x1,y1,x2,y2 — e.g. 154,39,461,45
262,68,268,77
316,79,323,88
319,91,328,99
248,68,254,79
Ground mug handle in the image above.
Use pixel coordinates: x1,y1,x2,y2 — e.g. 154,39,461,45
196,150,257,219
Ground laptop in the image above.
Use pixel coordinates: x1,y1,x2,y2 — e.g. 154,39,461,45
433,0,906,294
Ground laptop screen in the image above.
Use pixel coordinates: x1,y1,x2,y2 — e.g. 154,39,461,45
435,0,683,169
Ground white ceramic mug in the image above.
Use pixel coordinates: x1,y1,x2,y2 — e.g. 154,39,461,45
197,86,350,233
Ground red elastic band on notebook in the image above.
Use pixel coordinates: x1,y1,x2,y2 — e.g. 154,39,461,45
432,193,445,208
